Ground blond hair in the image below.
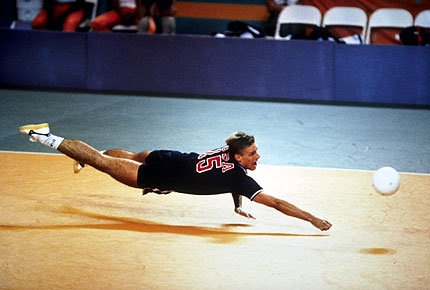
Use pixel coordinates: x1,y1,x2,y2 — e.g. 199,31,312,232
225,131,255,155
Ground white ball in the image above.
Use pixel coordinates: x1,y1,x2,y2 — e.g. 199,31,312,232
372,166,401,195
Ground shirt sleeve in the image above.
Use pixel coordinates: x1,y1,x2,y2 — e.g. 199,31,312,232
233,174,263,200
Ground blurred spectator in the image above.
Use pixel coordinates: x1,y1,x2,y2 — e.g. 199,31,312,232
265,0,300,36
32,0,85,31
137,0,176,34
91,0,139,32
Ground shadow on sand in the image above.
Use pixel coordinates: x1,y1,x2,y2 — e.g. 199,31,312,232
0,206,329,244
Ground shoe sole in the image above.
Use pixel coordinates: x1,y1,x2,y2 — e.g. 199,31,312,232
19,123,49,134
73,160,84,174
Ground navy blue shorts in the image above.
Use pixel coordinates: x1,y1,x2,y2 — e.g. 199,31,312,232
137,150,197,189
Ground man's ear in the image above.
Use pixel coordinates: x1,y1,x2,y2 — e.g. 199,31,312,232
234,153,241,163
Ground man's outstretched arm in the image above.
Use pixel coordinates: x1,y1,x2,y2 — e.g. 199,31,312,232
253,192,332,231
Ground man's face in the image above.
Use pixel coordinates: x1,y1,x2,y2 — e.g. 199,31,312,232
234,143,260,171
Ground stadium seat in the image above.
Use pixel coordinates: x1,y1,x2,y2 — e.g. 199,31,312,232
365,8,413,44
322,7,367,41
414,10,430,28
274,5,322,40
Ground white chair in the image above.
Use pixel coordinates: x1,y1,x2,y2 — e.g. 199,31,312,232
322,7,368,40
365,8,413,44
274,5,322,39
414,10,430,28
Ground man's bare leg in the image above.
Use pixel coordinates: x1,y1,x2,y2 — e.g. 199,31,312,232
19,123,141,188
58,140,142,188
73,149,151,173
103,149,151,163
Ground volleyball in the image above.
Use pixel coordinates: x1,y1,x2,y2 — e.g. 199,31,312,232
372,166,401,195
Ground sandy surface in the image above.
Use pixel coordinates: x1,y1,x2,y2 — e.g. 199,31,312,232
1,152,429,289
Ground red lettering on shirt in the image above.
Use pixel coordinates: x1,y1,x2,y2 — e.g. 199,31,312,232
222,162,234,173
196,146,234,173
196,155,222,173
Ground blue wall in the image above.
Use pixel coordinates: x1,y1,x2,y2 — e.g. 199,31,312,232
1,29,429,106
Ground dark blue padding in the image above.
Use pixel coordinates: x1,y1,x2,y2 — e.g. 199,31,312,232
87,33,334,101
334,44,430,105
1,29,429,106
0,29,87,89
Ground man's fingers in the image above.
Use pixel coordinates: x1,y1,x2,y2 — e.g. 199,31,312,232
320,220,332,231
247,213,256,219
235,207,256,219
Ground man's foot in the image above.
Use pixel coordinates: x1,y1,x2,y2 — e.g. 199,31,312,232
19,123,50,142
73,160,85,174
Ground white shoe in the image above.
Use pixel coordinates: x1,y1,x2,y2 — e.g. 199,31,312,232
73,160,85,174
19,123,50,142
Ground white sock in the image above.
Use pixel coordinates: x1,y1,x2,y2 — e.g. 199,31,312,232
40,134,64,150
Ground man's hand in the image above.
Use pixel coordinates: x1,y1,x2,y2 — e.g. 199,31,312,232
234,207,256,219
310,218,332,231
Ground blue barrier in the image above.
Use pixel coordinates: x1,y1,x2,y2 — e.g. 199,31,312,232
1,29,429,106
0,30,87,89
334,44,430,105
86,33,334,101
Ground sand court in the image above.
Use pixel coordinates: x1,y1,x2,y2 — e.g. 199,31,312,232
1,151,429,289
